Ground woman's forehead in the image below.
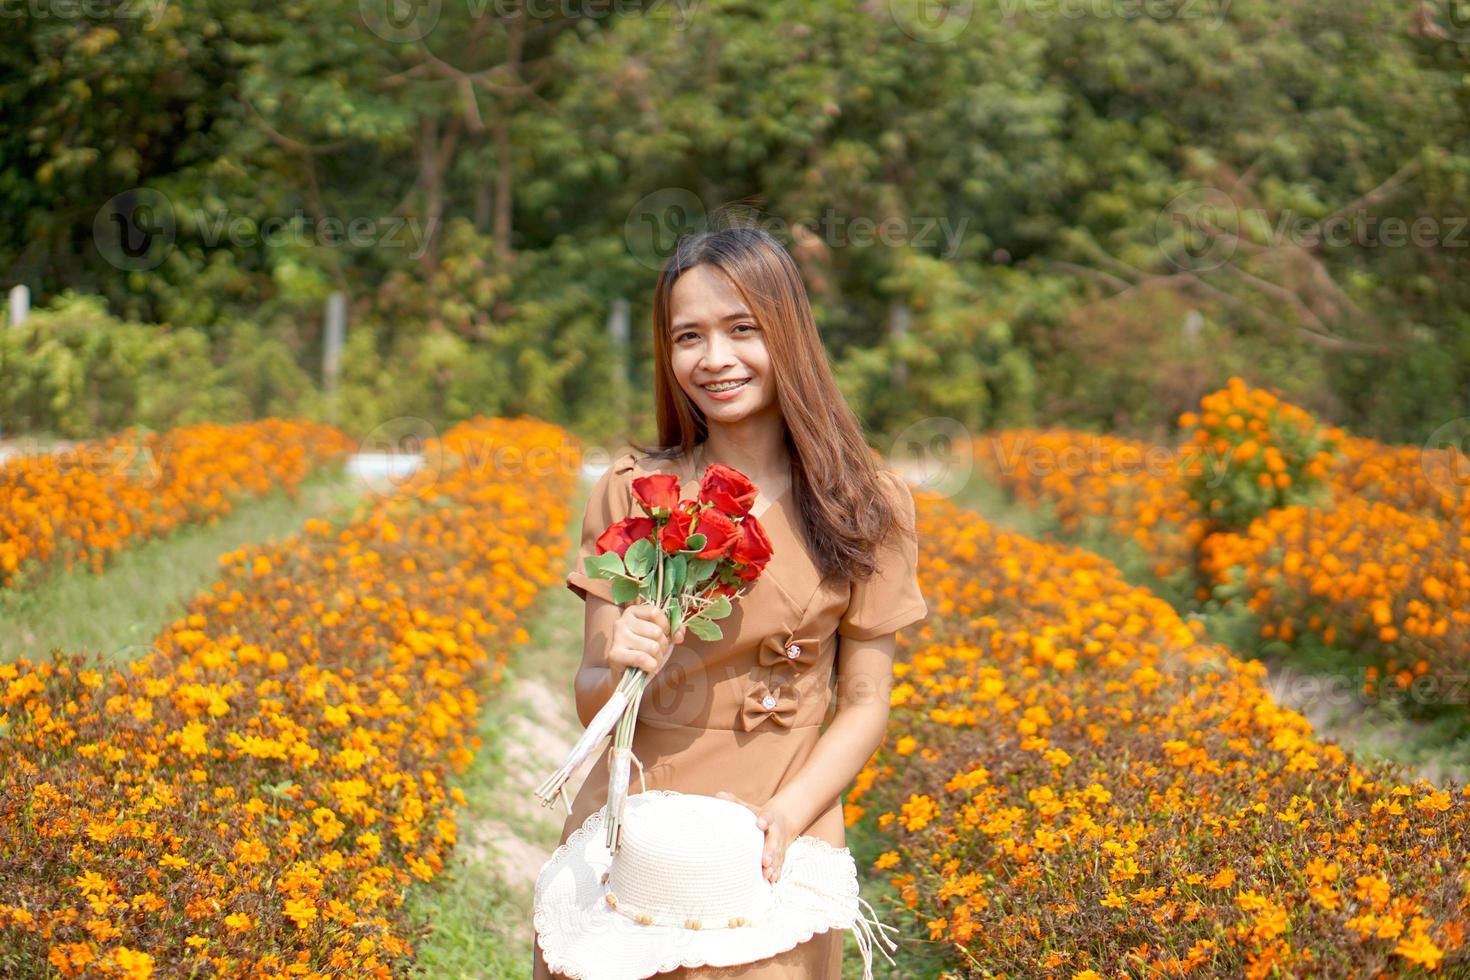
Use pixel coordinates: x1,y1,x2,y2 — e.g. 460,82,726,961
670,265,748,318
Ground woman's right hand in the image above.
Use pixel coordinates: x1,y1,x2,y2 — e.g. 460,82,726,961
606,602,686,683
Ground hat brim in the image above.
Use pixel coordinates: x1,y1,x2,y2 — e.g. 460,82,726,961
534,790,862,980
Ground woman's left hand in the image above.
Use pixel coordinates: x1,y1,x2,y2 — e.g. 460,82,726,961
716,791,796,883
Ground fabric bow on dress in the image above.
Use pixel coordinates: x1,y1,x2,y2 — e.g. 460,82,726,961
739,680,800,731
756,631,823,671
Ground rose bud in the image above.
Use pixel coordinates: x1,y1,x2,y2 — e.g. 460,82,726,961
698,462,759,517
631,473,682,516
691,507,739,560
595,516,656,558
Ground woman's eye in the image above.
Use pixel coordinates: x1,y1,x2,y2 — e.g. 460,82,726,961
675,331,697,343
734,323,758,334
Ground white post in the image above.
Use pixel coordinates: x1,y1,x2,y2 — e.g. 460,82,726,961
9,285,29,327
1183,309,1202,346
323,291,346,393
323,291,346,425
608,297,629,388
887,299,910,387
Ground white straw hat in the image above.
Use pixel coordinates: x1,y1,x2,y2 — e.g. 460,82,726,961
534,790,900,980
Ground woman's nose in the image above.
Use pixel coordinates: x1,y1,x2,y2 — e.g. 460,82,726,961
700,332,738,370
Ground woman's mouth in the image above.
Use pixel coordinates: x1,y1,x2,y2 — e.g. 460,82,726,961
699,378,750,400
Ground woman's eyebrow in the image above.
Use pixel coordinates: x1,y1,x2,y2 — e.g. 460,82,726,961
670,312,752,333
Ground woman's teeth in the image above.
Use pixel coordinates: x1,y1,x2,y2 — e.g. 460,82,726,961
702,379,748,392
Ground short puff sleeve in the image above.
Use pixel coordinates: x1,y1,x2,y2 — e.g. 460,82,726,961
565,450,639,604
836,470,928,641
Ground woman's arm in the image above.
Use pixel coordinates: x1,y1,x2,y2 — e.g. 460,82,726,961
571,597,684,730
769,630,895,836
571,596,626,729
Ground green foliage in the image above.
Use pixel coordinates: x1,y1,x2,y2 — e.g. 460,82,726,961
3,0,1469,441
1178,378,1344,531
0,293,238,436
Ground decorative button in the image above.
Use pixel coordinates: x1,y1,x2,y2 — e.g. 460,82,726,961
761,694,777,711
759,634,820,670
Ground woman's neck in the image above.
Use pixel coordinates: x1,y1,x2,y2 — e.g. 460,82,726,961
696,426,791,487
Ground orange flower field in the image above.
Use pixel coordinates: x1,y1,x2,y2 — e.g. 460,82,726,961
0,417,572,978
0,420,356,592
848,487,1469,977
974,380,1470,703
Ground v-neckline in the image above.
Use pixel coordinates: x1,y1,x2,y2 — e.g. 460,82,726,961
644,450,827,617
680,446,792,524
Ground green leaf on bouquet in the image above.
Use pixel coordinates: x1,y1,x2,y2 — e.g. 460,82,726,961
668,602,683,636
686,557,717,583
663,554,688,599
684,616,723,641
584,552,626,579
624,538,656,578
681,533,707,553
703,594,732,620
611,577,643,604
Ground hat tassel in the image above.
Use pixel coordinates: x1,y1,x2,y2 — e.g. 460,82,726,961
849,894,900,980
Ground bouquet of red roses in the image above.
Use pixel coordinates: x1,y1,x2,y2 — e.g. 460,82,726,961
534,461,774,851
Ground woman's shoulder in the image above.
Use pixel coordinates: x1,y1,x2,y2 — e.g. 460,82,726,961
608,446,693,478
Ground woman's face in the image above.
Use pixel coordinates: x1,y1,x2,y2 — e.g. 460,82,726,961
668,264,779,424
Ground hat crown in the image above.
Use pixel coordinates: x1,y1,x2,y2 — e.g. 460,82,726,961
608,794,774,927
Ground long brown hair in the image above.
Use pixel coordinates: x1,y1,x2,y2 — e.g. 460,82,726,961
631,226,908,582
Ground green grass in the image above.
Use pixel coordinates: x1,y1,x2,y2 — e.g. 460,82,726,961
404,486,588,980
0,466,365,665
401,689,536,980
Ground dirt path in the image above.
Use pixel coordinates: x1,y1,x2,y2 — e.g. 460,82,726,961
407,530,597,977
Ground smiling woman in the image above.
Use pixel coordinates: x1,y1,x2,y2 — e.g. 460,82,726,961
532,226,928,980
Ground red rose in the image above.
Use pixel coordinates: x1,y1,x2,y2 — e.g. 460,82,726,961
709,581,738,598
631,473,682,516
730,514,773,580
658,504,697,554
698,462,758,516
691,507,739,560
595,516,655,558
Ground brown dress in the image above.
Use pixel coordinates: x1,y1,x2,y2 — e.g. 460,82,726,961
544,447,928,979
